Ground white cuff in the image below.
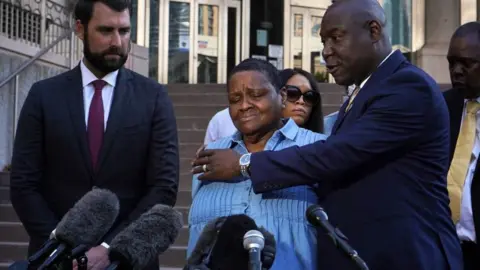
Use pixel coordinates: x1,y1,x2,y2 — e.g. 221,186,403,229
101,242,110,249
50,229,56,239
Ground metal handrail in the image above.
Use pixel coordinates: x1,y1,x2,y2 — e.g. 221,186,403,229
0,28,73,89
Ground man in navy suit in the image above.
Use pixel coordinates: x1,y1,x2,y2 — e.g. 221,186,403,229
443,22,480,269
192,0,462,269
10,0,179,269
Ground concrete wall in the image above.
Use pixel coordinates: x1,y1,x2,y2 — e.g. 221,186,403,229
0,51,67,169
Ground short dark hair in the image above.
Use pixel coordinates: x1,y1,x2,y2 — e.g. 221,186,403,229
227,58,282,92
74,0,131,25
452,21,480,40
280,68,325,133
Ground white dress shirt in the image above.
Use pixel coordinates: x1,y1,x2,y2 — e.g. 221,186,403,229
79,60,118,248
80,60,118,130
204,108,238,145
456,97,480,242
358,50,395,90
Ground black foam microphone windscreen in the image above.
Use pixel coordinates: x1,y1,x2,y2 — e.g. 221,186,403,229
186,216,227,267
38,188,120,269
257,227,276,269
208,214,258,270
107,204,184,270
55,188,120,245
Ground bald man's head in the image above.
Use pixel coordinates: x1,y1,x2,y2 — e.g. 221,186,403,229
331,0,387,29
320,0,392,86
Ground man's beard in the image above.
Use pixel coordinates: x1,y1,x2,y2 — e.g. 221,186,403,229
83,32,130,74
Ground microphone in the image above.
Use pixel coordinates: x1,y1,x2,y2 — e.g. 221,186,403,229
105,204,183,270
185,214,276,270
208,214,256,270
243,230,264,270
184,216,227,268
36,189,120,269
306,205,369,270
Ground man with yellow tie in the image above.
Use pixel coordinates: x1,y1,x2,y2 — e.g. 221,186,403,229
444,21,480,270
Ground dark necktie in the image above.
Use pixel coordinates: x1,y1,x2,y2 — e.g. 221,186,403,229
88,79,107,170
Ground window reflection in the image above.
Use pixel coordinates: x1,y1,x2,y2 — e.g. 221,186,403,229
383,0,412,60
168,2,190,83
197,4,219,83
292,13,303,69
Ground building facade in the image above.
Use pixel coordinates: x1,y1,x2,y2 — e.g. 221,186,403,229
131,0,480,85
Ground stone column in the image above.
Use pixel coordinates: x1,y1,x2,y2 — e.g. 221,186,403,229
415,0,460,84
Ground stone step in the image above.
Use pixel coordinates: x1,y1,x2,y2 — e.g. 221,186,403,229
176,190,192,208
176,116,212,131
176,207,190,226
0,176,191,207
0,173,9,186
323,104,341,115
174,104,226,118
178,129,206,144
0,204,17,222
179,172,193,191
321,92,345,106
0,262,13,270
0,242,27,262
0,187,9,203
159,246,187,268
174,226,189,247
179,143,204,160
170,93,227,105
179,158,194,174
166,84,226,94
0,222,29,243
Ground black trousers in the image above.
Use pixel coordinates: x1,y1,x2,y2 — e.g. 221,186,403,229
462,241,480,270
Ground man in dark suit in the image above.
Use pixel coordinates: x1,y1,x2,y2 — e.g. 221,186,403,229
9,0,179,268
191,0,462,269
443,22,480,270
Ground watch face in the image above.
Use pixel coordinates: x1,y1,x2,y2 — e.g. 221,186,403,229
240,153,251,165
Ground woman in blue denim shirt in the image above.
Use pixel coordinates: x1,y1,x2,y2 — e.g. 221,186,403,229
188,59,330,270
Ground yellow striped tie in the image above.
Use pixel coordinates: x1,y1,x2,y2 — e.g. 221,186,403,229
447,100,480,223
345,86,360,112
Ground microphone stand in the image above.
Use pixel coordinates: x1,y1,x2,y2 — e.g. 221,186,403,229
307,205,369,270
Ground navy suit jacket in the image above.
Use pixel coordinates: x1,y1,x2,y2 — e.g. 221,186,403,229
249,51,463,269
10,66,179,268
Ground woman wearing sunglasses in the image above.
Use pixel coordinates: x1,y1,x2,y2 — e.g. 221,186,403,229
280,68,325,133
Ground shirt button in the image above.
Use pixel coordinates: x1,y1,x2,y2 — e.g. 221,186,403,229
242,202,248,207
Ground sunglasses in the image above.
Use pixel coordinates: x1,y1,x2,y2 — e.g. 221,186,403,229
283,85,320,106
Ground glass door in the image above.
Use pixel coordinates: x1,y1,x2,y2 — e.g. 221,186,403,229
161,0,246,83
226,0,241,77
166,0,192,83
290,7,328,82
195,0,222,83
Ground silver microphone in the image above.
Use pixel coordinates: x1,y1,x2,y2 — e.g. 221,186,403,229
243,230,265,270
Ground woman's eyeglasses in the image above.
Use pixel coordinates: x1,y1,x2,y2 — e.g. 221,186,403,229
283,85,320,106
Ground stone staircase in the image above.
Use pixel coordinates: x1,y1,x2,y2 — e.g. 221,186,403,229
0,82,346,269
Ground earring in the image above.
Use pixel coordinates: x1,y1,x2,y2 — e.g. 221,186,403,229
281,103,286,109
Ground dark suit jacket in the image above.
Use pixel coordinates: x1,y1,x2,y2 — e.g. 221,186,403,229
444,88,480,239
10,66,179,261
249,50,463,269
